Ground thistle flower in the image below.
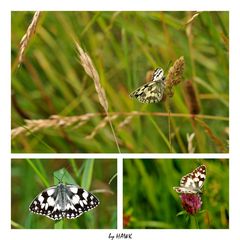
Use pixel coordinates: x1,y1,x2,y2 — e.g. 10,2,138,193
180,193,202,215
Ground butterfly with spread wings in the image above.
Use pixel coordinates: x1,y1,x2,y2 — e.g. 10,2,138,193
173,165,206,194
129,68,166,103
29,182,100,220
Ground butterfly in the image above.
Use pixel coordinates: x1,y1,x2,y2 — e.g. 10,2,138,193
129,68,166,103
29,182,100,220
129,68,165,103
173,165,206,194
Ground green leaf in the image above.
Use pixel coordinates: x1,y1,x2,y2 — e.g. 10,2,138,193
81,159,94,190
53,168,76,185
54,219,64,229
176,210,186,216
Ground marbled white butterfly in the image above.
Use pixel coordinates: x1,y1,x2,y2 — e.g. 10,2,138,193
129,68,165,103
29,182,100,220
173,165,206,194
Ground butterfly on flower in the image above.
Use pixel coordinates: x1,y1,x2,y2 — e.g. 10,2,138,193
29,181,100,220
173,165,206,194
129,68,166,103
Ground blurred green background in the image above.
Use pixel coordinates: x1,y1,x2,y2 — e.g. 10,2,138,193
11,159,117,229
123,159,229,229
11,12,229,153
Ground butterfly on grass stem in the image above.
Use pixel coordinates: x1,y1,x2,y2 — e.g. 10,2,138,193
129,68,166,103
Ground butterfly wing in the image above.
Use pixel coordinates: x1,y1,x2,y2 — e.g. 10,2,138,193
62,184,100,219
173,165,206,194
129,80,165,103
29,185,60,219
152,68,165,81
173,186,200,194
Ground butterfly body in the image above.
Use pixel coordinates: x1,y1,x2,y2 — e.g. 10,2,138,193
129,68,165,103
173,165,206,194
29,182,100,220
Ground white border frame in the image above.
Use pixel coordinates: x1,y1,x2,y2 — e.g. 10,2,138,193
1,0,239,239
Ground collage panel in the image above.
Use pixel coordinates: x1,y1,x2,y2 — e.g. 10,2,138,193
11,11,228,153
11,158,117,229
123,159,229,229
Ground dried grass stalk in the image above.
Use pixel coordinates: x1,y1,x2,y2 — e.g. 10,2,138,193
145,70,154,82
184,79,201,114
75,42,108,112
75,42,121,152
166,56,185,86
187,133,196,153
11,126,28,139
118,115,133,129
221,33,229,51
18,11,41,67
165,56,185,98
196,118,227,153
11,113,96,139
185,12,200,25
86,115,118,140
11,112,228,139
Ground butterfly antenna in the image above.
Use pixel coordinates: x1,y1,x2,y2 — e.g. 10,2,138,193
60,169,67,182
54,168,66,183
54,174,61,183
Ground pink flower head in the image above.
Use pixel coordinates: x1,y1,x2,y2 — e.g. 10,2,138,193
180,193,202,215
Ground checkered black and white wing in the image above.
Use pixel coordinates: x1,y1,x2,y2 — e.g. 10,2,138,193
29,185,58,219
29,183,100,220
129,68,165,103
62,184,100,220
173,165,206,194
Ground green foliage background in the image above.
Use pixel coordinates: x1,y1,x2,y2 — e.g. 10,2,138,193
11,159,117,229
11,12,229,153
123,159,229,229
